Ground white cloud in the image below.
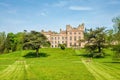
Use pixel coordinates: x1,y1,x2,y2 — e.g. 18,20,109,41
69,6,92,11
40,12,47,16
36,11,48,17
53,1,68,7
7,9,17,14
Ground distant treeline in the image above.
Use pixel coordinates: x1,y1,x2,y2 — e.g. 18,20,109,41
0,30,51,54
0,31,25,53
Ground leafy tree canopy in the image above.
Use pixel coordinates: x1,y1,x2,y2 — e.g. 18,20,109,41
85,27,106,57
112,16,120,33
23,31,48,56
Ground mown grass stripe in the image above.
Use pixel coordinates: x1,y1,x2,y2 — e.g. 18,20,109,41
95,62,120,79
82,60,119,80
10,61,24,80
0,61,20,79
9,63,21,80
0,60,28,80
90,62,115,80
0,64,17,79
82,60,105,80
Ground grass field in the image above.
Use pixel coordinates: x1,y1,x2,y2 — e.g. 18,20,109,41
0,48,120,80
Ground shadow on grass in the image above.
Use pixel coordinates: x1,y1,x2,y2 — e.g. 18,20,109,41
76,52,111,58
103,61,120,64
75,53,90,57
23,52,50,58
103,58,120,64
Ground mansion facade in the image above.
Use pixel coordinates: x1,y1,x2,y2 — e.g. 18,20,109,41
41,23,85,48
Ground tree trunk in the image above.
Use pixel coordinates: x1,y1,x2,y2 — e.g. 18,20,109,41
98,42,101,53
36,48,39,57
98,46,101,53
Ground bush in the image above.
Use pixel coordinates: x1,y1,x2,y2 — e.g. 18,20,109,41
58,44,66,50
112,44,120,61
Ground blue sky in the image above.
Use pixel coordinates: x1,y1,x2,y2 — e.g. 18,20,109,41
0,0,120,33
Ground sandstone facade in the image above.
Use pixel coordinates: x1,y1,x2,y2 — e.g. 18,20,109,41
41,23,84,48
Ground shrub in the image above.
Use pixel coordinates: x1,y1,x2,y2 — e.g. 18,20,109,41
58,44,66,50
112,44,120,61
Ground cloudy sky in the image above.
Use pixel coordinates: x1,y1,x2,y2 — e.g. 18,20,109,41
0,0,120,33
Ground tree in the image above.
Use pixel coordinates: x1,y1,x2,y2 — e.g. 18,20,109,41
42,41,51,47
0,32,6,53
112,44,120,61
112,16,120,61
106,29,114,47
58,44,66,50
112,16,120,33
85,27,106,57
112,16,120,43
15,32,25,50
23,31,47,57
5,33,16,53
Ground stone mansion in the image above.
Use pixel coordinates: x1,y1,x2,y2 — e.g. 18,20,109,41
41,23,84,48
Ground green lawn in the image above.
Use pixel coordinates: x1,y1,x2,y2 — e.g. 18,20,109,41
77,48,120,80
0,48,120,80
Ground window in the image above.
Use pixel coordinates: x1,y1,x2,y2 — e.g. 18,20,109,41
55,41,57,44
74,43,76,46
79,43,81,46
74,36,76,41
62,41,64,43
62,37,64,40
52,45,54,47
79,36,81,39
55,45,57,47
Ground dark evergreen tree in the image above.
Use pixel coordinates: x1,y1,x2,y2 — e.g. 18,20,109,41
85,27,106,57
23,31,48,56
